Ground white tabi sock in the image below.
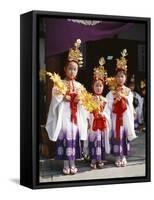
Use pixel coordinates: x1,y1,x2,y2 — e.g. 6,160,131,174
91,159,96,164
70,160,76,168
63,160,69,169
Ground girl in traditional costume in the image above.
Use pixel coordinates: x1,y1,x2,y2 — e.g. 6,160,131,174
128,74,143,130
88,57,111,169
106,49,137,167
46,39,88,175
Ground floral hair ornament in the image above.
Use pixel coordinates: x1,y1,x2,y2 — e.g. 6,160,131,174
116,49,128,72
93,57,108,82
68,39,83,67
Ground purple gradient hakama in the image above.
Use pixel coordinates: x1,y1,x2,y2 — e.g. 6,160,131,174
56,127,81,160
88,131,106,161
111,128,130,157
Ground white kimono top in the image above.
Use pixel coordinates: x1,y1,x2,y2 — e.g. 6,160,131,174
106,86,137,141
45,80,88,142
88,95,111,154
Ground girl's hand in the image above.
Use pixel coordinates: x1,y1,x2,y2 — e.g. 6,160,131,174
98,113,103,118
74,95,80,103
64,95,71,101
114,92,128,104
114,92,122,101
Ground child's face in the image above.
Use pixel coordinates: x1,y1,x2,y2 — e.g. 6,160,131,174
65,61,78,80
116,71,126,86
93,80,104,95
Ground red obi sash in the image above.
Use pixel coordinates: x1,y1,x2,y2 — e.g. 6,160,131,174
112,98,127,140
92,111,107,131
69,93,78,124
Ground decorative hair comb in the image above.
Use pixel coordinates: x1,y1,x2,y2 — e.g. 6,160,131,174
93,57,108,82
68,39,83,67
116,49,128,72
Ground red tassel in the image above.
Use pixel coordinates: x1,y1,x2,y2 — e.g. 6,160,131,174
92,112,107,131
69,93,78,124
113,98,127,140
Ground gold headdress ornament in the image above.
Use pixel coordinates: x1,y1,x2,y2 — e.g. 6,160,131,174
116,49,128,72
93,57,108,82
68,39,83,67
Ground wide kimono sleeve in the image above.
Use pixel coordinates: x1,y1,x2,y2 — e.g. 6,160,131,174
105,91,114,138
45,87,64,141
103,99,112,131
77,104,89,141
102,101,111,154
123,90,137,141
